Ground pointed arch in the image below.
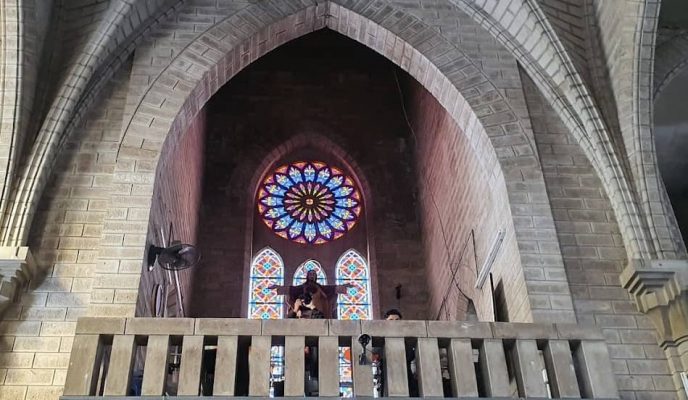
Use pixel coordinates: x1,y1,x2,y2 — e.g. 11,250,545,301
293,259,327,285
248,247,284,319
336,249,371,320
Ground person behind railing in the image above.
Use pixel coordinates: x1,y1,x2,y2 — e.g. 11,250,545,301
269,270,352,319
371,309,419,397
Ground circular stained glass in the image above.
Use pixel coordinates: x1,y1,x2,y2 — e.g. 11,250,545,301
257,161,362,244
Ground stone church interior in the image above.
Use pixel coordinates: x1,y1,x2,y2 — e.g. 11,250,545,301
0,1,687,399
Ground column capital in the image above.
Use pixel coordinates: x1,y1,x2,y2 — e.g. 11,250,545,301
0,246,37,311
620,259,688,349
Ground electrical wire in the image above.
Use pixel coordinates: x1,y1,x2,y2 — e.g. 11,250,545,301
391,68,476,319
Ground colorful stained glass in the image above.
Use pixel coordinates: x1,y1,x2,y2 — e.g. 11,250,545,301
339,347,353,397
248,248,284,319
336,250,372,320
258,161,362,244
293,259,327,285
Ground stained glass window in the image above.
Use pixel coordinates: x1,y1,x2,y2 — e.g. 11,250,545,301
293,259,327,285
257,161,362,244
336,250,372,320
248,247,284,319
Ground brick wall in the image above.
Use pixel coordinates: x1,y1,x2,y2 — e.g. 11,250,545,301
187,30,429,319
524,74,676,399
0,58,133,400
400,75,527,322
135,108,206,318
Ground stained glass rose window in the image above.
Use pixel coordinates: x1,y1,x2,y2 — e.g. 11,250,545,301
257,161,362,244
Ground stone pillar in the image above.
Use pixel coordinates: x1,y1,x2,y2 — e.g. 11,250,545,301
621,259,688,399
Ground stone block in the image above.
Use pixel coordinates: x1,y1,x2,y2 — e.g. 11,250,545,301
427,321,492,338
126,317,194,335
75,317,125,334
0,352,35,368
213,336,238,396
13,337,61,352
328,319,361,336
555,323,605,340
262,318,328,336
5,368,54,385
141,335,170,395
26,386,64,400
361,320,427,337
195,318,260,335
33,353,71,368
491,322,557,339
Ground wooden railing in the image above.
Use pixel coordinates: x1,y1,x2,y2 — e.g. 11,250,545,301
62,318,619,398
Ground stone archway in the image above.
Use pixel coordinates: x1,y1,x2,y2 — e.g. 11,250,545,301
92,1,574,324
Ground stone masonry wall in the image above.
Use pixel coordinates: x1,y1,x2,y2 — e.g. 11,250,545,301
524,73,676,400
135,108,206,318
0,59,133,400
401,75,527,322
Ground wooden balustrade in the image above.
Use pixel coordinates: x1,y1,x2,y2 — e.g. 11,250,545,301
62,318,619,399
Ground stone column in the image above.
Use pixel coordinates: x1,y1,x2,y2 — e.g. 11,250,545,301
621,259,688,399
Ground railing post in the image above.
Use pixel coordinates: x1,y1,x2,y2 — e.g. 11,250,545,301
178,335,204,395
544,340,581,398
384,337,409,396
249,335,271,396
416,337,443,397
214,335,238,396
352,335,373,396
480,339,511,396
319,336,340,396
141,335,170,395
448,338,478,397
63,334,102,395
576,340,620,398
103,335,136,395
513,339,548,397
285,336,305,396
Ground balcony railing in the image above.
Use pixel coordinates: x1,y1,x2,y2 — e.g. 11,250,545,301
62,318,619,398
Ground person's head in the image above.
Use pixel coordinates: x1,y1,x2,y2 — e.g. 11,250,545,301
306,270,317,283
384,309,403,320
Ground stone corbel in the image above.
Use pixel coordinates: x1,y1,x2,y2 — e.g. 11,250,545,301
621,259,688,349
0,246,37,314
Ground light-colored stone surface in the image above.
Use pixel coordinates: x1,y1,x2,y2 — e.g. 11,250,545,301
352,334,373,397
177,335,203,395
447,339,478,397
318,336,340,396
213,335,238,396
248,335,270,397
479,339,511,397
284,336,305,396
512,339,548,397
415,337,443,397
102,335,135,396
125,317,194,335
262,319,328,336
195,318,260,336
62,334,100,396
140,335,169,396
544,339,581,398
383,337,409,396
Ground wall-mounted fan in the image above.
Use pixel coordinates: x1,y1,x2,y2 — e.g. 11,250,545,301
147,241,200,271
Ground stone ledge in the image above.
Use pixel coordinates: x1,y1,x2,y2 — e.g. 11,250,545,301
76,317,126,334
491,322,557,339
125,317,194,335
195,318,260,336
427,321,492,338
262,318,328,336
361,320,427,337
